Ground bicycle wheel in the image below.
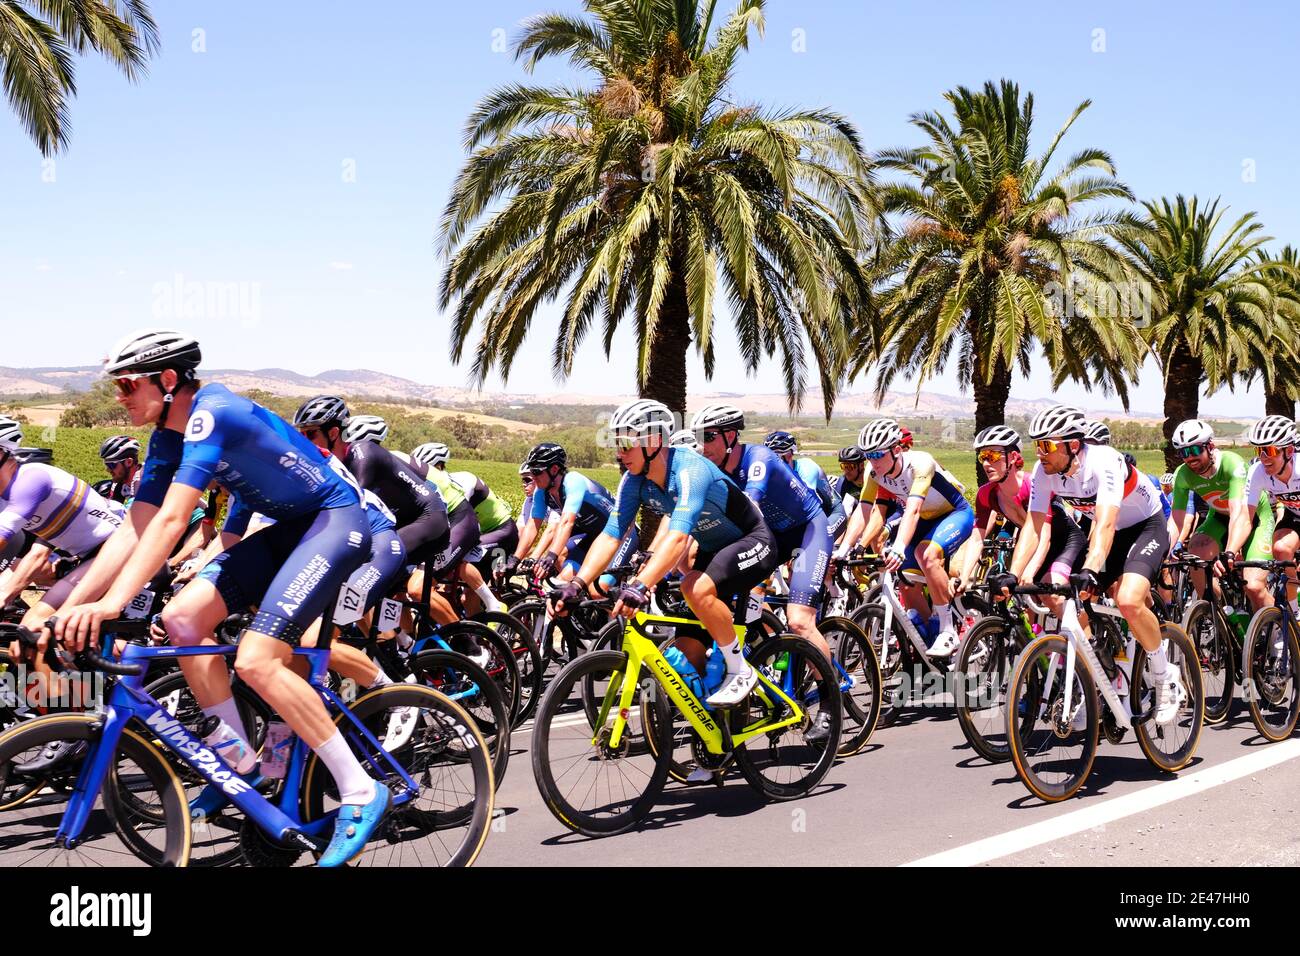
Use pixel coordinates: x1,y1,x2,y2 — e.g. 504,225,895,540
1129,623,1204,770
532,650,672,836
435,621,521,725
818,616,881,757
409,648,511,787
1241,607,1300,742
0,713,191,866
473,610,544,725
954,616,1021,763
732,635,841,800
137,670,272,866
849,602,912,727
302,684,494,867
1182,599,1234,724
1006,634,1099,802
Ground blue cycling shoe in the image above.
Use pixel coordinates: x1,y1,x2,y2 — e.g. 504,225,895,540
189,772,264,821
318,782,391,867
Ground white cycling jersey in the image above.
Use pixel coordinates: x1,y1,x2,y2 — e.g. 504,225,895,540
1027,444,1161,530
1244,459,1300,516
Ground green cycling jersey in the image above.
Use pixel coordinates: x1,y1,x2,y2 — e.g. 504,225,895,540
1172,449,1274,558
450,470,512,532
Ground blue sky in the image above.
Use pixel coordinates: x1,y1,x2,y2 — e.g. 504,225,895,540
2,0,1296,416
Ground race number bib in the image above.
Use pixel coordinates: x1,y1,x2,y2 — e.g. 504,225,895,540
378,598,403,633
123,588,154,620
744,591,763,623
333,582,366,626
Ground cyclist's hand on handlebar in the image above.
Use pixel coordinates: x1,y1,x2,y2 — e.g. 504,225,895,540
548,577,586,617
1070,568,1101,601
882,545,905,573
988,572,1018,602
611,580,649,619
533,552,559,582
52,600,119,652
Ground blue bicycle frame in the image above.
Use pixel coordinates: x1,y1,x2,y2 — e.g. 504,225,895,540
55,640,420,852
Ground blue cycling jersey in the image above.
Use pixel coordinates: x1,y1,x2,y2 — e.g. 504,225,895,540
604,448,764,553
135,383,362,537
531,470,614,538
724,445,820,533
794,457,846,530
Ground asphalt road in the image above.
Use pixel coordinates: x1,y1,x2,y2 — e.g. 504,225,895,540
476,698,1300,867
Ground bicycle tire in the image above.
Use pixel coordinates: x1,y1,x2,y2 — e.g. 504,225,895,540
472,610,544,724
408,647,511,787
1129,623,1204,770
849,601,913,727
531,650,672,836
954,615,1021,763
1241,607,1300,742
1006,634,1099,803
732,635,841,800
434,620,522,725
1181,599,1234,725
301,684,494,867
817,616,881,757
0,713,191,866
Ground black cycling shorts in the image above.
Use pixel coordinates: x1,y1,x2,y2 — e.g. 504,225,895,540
472,522,520,570
1038,511,1087,581
692,524,778,606
398,502,451,568
1275,509,1300,538
429,503,481,581
1098,511,1169,591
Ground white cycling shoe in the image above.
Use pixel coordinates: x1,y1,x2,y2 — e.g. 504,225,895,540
706,667,758,708
926,627,960,659
1153,671,1187,726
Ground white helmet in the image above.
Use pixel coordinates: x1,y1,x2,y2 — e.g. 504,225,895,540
412,442,451,467
0,417,23,453
669,429,700,450
857,419,903,453
342,415,388,445
972,425,1021,450
1081,420,1111,445
609,399,675,440
1246,415,1297,447
1160,472,1175,486
104,328,202,377
1171,419,1214,449
1027,404,1088,441
688,404,745,434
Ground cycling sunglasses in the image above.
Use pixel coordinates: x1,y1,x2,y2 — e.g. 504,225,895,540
1176,444,1208,458
528,467,548,476
700,430,723,443
977,449,1006,464
1034,438,1069,454
110,372,156,397
1257,444,1289,459
863,449,890,461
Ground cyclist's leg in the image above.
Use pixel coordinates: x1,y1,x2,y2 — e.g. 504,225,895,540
911,508,974,639
681,527,778,657
783,513,832,661
898,515,941,617
1272,513,1300,611
1035,513,1087,619
1188,513,1227,597
1242,510,1275,609
1102,514,1168,654
405,525,456,626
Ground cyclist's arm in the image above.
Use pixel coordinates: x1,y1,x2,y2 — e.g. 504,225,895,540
1021,517,1051,582
1170,508,1189,544
891,496,924,554
514,515,542,558
0,540,52,605
835,498,868,554
1224,502,1256,556
572,532,624,587
546,510,579,557
956,518,991,587
1009,508,1049,580
633,530,690,590
1083,502,1119,575
60,502,151,607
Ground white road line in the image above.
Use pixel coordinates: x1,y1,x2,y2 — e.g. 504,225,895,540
902,737,1300,867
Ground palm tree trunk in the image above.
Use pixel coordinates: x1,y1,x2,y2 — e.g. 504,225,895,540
639,274,692,420
1163,341,1203,470
972,352,1012,483
1265,384,1296,420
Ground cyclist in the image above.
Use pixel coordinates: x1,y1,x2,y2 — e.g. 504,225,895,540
510,441,637,583
1082,420,1111,446
691,406,836,738
291,397,455,619
553,399,779,708
962,425,1086,601
836,419,974,657
764,430,847,539
1006,403,1184,724
1170,418,1272,610
98,435,142,503
835,446,866,517
446,466,517,580
670,429,700,451
53,329,389,866
1228,415,1300,616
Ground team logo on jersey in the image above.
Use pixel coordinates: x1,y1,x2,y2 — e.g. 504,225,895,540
748,462,766,482
185,410,215,442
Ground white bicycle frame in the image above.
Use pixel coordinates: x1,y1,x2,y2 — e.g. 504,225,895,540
1039,597,1141,731
878,570,954,676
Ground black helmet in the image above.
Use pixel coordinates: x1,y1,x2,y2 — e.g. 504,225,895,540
293,395,349,429
99,435,141,463
838,446,865,463
764,431,797,454
524,442,567,471
14,447,53,465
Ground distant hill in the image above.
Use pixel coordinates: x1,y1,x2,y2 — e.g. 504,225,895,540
0,365,1232,423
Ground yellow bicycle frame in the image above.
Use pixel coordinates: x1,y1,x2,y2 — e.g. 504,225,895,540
598,611,807,755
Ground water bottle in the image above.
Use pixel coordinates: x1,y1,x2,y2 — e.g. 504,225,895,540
662,645,704,700
704,646,728,695
905,609,925,634
260,721,295,780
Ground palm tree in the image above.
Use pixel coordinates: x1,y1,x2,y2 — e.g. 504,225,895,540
1112,196,1276,467
438,0,879,419
1248,246,1300,419
858,79,1147,435
0,0,159,155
